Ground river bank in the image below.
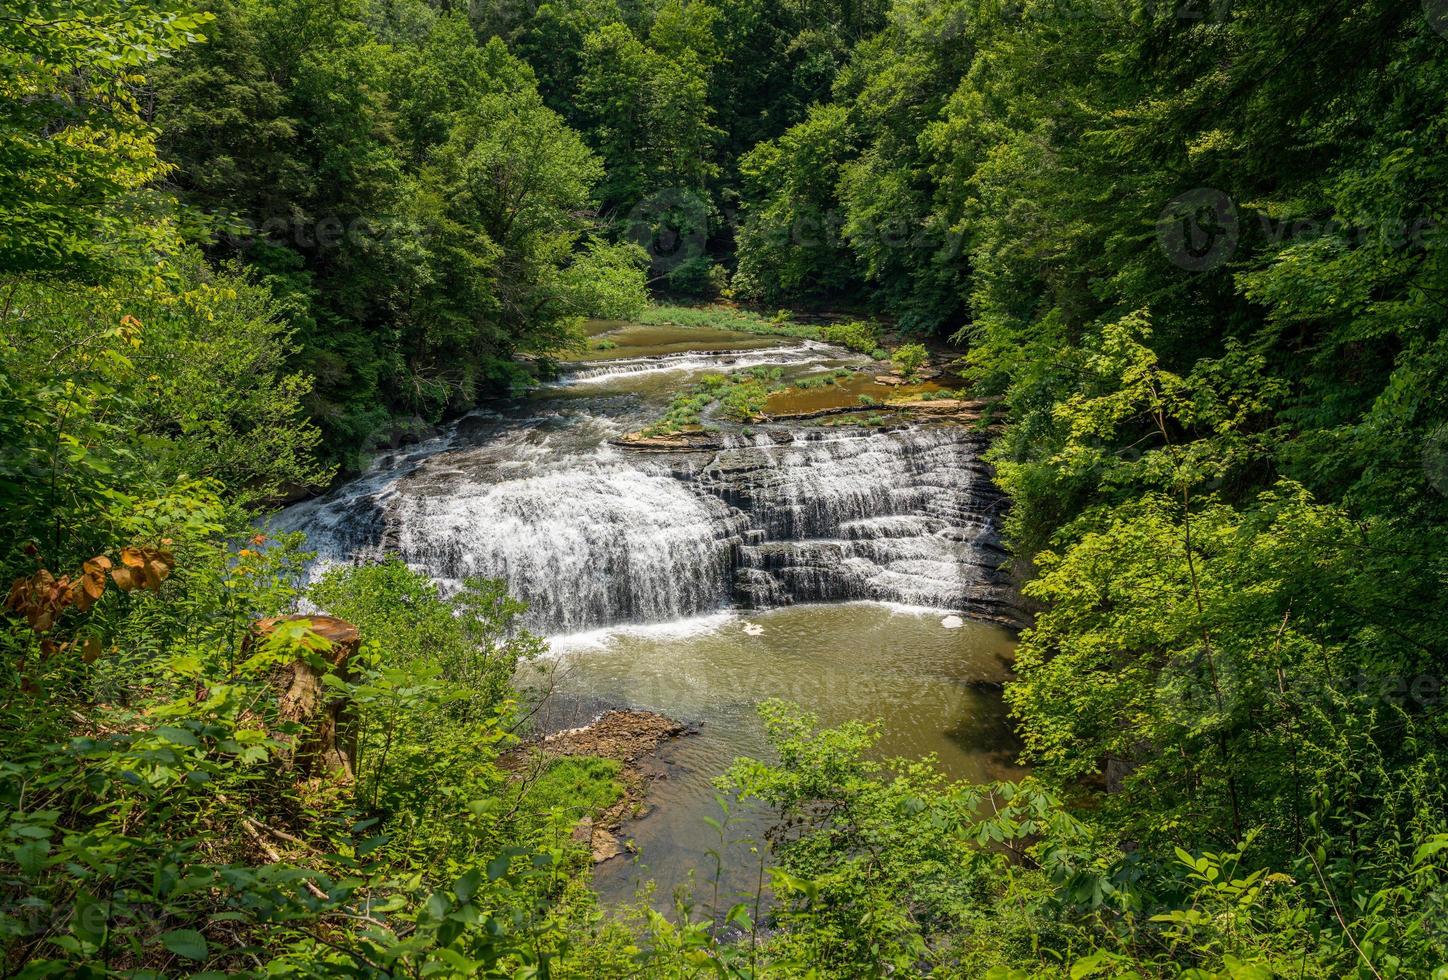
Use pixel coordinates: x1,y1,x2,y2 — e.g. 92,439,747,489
504,709,696,864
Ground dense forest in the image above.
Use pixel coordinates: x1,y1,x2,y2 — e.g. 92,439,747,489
4,0,1448,975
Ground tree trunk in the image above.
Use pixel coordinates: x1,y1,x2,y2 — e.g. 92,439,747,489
249,615,361,782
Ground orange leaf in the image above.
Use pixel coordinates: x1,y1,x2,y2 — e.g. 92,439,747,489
82,636,102,664
110,567,139,592
140,563,163,591
119,548,145,569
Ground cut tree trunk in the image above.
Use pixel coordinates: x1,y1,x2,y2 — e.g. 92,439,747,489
248,615,361,782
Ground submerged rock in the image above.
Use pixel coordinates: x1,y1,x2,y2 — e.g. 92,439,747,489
571,818,626,863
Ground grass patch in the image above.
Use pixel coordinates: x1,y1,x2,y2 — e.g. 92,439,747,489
791,367,858,391
527,756,625,819
641,366,787,436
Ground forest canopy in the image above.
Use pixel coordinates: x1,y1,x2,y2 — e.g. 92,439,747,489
3,0,1447,975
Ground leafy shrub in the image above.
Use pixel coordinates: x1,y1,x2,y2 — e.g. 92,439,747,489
820,320,882,353
664,256,723,297
890,342,929,379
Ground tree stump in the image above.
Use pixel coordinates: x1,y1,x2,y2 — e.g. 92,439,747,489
249,615,361,782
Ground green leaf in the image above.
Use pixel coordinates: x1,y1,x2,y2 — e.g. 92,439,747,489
13,841,49,874
160,929,209,961
453,869,483,903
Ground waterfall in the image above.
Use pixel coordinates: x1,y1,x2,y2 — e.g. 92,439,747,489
696,429,1014,619
559,343,830,384
275,351,1019,634
388,461,744,634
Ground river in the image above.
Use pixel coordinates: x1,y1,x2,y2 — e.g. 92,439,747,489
275,317,1023,907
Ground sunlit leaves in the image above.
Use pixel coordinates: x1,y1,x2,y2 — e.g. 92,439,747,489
0,0,212,277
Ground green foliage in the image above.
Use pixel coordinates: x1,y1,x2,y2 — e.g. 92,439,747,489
641,365,785,435
560,239,652,320
819,319,882,353
731,0,973,327
0,254,331,568
574,20,721,214
715,702,1448,978
638,302,824,340
0,0,211,279
528,756,625,818
890,342,928,379
148,1,643,466
8,0,1448,973
733,103,860,302
0,533,628,975
309,560,544,722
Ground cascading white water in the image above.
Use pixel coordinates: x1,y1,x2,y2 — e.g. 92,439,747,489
389,459,743,634
698,428,1012,618
559,342,827,383
275,343,1018,634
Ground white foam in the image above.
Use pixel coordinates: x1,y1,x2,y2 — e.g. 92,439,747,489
851,599,964,618
558,343,826,385
546,610,737,656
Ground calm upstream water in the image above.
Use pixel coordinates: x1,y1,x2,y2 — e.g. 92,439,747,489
275,319,1024,907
